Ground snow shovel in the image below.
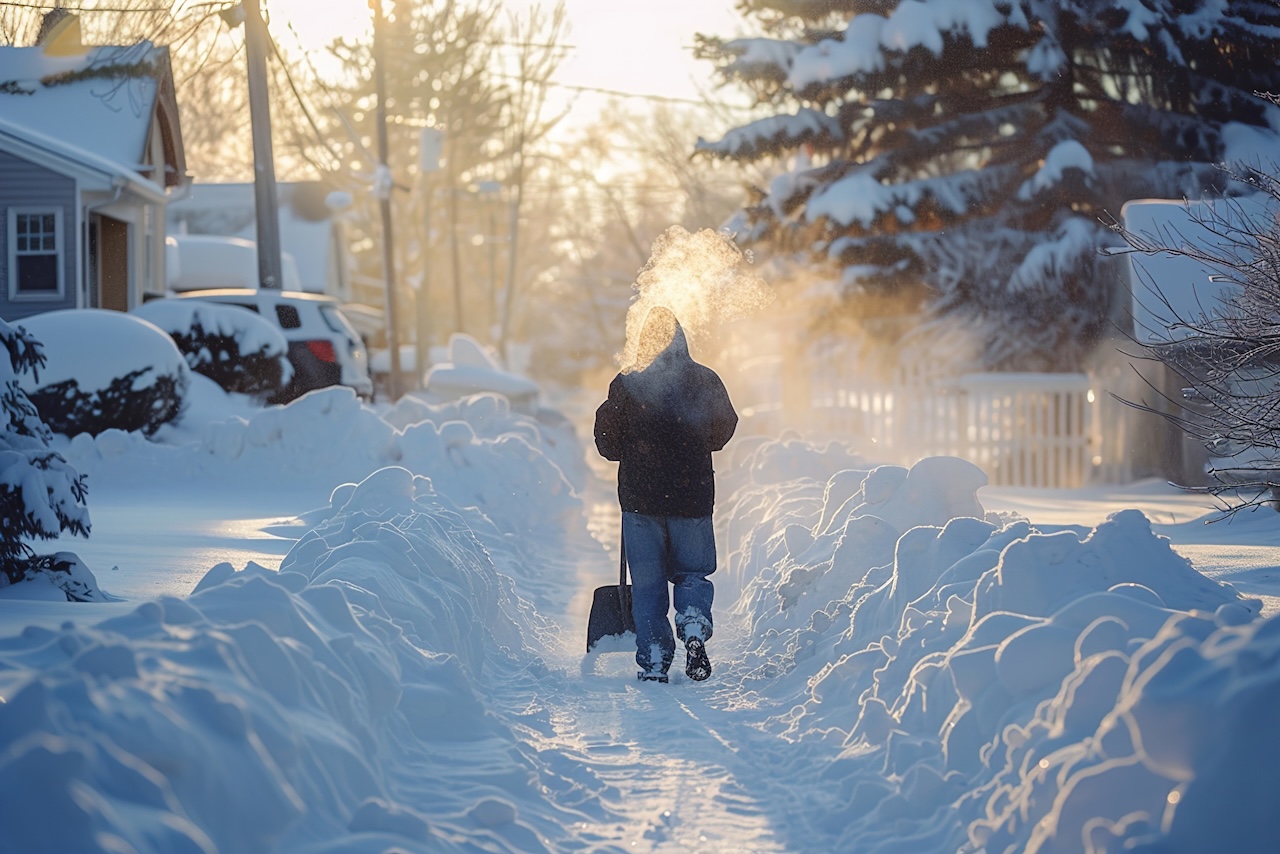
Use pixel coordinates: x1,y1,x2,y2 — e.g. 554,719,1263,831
586,524,635,652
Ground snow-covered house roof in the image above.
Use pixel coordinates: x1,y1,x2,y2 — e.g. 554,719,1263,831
0,115,166,203
0,25,186,190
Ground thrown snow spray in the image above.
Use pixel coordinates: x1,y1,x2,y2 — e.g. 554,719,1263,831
619,226,773,372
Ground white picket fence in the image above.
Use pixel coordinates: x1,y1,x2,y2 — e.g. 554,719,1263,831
808,371,1099,488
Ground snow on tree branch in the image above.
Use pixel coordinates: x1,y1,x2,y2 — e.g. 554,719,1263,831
0,317,94,597
696,0,1280,370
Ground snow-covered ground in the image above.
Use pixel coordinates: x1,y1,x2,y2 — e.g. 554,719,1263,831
2,380,1279,853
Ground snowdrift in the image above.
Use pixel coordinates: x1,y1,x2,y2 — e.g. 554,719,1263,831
0,388,610,853
715,439,1272,853
3,385,1280,853
63,388,584,537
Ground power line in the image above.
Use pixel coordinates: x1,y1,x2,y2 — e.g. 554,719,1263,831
3,2,741,112
267,27,344,171
284,19,349,104
260,24,745,113
0,1,174,11
489,72,754,110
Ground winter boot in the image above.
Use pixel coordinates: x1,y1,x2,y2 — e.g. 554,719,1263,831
637,669,669,683
685,637,711,682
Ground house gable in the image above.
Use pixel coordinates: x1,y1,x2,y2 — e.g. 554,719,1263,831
0,38,187,193
142,48,187,190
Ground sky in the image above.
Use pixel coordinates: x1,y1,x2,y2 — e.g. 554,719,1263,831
268,0,745,121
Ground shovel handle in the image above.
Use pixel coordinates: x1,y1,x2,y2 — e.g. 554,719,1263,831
619,515,628,587
619,516,632,615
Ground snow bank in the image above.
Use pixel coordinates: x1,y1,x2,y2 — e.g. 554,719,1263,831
715,440,1267,853
59,387,583,537
0,465,597,853
421,334,540,414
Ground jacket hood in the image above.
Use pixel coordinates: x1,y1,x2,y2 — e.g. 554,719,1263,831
628,306,689,372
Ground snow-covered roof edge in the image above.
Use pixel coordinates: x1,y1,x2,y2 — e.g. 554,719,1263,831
0,114,166,203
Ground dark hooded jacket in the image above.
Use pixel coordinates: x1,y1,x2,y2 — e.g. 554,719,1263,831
594,310,737,518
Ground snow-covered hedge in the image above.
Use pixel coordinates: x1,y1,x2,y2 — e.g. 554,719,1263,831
714,441,1267,853
131,299,292,400
17,310,188,437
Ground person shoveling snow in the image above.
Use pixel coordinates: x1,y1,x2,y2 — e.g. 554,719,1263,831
593,306,738,682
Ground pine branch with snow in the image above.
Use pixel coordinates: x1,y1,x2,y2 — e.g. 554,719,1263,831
696,0,1280,370
0,318,92,593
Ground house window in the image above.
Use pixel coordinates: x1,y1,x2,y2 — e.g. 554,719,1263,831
7,208,64,299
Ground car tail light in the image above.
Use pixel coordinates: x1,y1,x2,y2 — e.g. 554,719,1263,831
307,340,337,363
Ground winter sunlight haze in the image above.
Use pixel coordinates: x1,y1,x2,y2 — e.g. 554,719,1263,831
272,0,743,120
5,1,1280,853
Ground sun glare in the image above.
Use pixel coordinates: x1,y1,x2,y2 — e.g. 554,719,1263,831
267,0,740,104
267,0,372,56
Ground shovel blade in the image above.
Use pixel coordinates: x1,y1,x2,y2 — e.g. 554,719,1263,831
586,584,635,652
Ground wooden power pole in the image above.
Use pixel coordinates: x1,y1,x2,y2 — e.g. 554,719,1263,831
370,0,401,400
242,0,285,290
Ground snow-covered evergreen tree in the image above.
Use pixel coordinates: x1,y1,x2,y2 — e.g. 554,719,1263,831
0,318,92,594
696,1,1280,370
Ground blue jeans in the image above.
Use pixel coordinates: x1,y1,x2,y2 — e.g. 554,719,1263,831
622,511,716,674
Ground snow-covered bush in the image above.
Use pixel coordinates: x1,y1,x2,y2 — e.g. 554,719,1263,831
132,298,292,400
17,309,189,437
0,316,97,598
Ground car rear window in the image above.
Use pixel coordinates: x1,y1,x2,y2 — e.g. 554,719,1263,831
319,304,359,338
275,304,302,329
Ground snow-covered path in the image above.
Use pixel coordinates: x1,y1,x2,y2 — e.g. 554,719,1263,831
494,495,792,852
43,475,1280,854
536,654,789,852
8,391,1280,853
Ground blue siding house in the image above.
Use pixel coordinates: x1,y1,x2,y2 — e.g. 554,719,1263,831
0,10,188,323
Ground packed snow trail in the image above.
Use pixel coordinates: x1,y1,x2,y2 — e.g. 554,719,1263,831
536,648,789,852
485,495,798,852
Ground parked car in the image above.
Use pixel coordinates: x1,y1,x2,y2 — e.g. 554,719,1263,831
169,289,372,402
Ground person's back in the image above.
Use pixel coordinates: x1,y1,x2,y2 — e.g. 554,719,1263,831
594,306,737,682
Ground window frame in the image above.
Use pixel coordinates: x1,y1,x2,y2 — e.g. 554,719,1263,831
7,206,65,301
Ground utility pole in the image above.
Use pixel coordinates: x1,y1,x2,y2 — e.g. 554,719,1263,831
242,0,284,290
370,0,401,400
447,135,465,337
417,128,443,383
498,138,523,363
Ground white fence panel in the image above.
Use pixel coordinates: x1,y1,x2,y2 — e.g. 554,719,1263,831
807,371,1097,488
958,374,1092,488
